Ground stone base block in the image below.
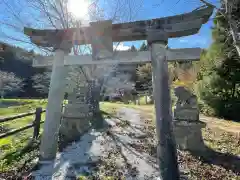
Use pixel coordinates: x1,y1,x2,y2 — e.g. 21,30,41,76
173,121,206,152
59,118,91,143
174,108,199,121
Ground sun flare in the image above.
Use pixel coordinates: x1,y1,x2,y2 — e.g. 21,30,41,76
68,0,89,19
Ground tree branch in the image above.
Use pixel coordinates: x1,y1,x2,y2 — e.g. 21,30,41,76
200,0,240,56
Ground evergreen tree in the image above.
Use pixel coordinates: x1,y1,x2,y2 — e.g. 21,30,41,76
197,9,240,121
136,42,176,93
130,45,137,52
136,63,152,92
139,42,148,51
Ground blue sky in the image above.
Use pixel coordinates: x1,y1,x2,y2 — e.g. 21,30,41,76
0,0,219,52
121,0,218,50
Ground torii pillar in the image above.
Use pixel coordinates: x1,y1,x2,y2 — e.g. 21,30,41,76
39,49,68,161
148,30,179,179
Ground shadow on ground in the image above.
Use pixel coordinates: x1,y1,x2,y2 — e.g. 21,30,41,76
190,146,240,174
0,139,40,179
32,112,110,179
34,131,99,179
30,108,240,179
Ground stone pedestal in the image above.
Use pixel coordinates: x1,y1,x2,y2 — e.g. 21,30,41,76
174,108,199,121
59,114,92,140
59,85,93,145
173,86,206,152
173,121,206,152
60,105,93,142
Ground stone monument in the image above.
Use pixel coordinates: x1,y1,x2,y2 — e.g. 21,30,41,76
59,82,93,145
173,61,206,152
174,86,199,121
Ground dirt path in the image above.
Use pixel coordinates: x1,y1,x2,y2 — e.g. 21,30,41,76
31,108,160,180
128,105,240,137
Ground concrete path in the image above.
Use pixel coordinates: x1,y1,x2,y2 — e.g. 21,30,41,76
31,108,160,180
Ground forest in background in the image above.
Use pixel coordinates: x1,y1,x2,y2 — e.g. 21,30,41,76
1,3,240,121
0,43,48,98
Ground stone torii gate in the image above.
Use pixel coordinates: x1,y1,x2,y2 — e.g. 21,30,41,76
24,6,213,180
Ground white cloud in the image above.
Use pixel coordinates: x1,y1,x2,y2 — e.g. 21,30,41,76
113,42,130,51
178,36,208,46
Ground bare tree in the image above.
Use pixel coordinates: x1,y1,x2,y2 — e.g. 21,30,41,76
0,0,143,51
31,61,135,102
0,70,24,99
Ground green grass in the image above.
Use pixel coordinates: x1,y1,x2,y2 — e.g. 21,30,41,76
0,99,46,172
0,99,47,116
0,99,47,145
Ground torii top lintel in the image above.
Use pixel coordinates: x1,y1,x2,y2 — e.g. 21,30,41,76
24,6,213,48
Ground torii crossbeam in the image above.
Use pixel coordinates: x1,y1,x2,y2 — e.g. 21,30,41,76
24,6,213,48
32,48,202,67
25,6,213,180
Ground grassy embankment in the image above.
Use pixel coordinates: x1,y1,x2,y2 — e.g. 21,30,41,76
0,99,47,173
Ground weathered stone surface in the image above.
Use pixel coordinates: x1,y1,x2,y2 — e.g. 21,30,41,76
59,80,100,145
64,103,90,109
173,85,205,152
60,102,93,138
68,86,88,94
60,118,89,132
174,108,199,121
68,95,85,102
174,86,198,109
68,92,87,100
60,118,91,139
62,112,93,119
174,86,199,121
64,104,90,113
173,121,206,152
68,99,85,105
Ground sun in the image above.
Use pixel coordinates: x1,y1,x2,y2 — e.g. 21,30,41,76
68,0,89,19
